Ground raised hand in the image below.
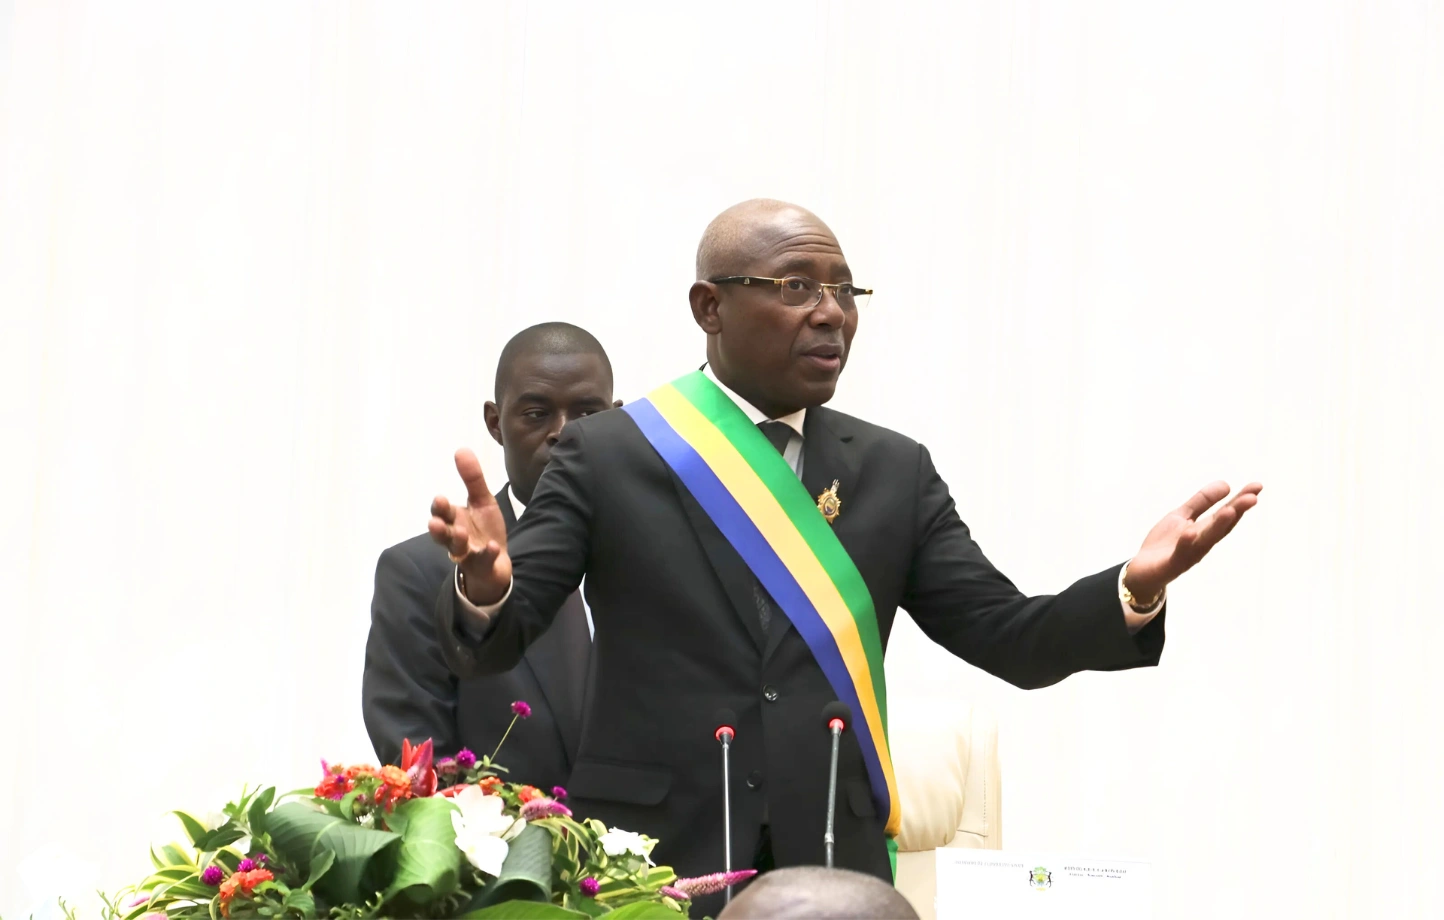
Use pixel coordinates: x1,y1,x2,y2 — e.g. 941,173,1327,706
428,449,512,606
1123,480,1263,601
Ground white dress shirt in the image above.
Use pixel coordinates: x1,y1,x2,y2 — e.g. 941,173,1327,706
456,366,1162,633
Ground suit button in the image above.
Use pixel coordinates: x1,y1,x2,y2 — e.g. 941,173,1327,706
747,770,764,789
762,686,779,702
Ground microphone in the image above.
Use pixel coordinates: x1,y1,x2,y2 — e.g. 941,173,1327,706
821,701,851,869
713,708,738,903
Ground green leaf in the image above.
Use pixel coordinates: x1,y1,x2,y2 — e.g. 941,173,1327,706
465,824,554,910
192,820,246,851
173,812,211,847
282,888,316,916
381,796,461,906
159,843,195,867
302,848,335,892
601,902,688,920
456,902,588,919
268,801,401,907
248,786,276,836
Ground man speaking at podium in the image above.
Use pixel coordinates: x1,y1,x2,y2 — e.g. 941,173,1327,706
427,200,1261,910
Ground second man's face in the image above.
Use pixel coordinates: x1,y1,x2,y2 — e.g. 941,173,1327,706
486,351,617,505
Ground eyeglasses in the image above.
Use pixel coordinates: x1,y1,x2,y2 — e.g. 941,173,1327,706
709,275,872,311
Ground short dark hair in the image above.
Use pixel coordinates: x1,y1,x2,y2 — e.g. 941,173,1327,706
494,322,613,403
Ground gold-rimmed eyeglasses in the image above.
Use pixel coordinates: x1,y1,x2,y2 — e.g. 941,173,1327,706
710,275,872,311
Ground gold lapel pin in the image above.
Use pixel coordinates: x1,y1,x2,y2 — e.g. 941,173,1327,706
816,480,842,524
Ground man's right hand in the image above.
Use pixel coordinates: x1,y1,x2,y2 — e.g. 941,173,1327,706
428,448,512,606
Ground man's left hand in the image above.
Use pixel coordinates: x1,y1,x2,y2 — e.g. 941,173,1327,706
1123,481,1264,602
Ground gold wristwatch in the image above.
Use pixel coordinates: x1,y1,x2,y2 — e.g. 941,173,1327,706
1119,562,1165,612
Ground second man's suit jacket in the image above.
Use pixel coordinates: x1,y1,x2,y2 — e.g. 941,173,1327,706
363,483,591,793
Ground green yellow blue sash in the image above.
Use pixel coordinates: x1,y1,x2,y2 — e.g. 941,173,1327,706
622,371,901,840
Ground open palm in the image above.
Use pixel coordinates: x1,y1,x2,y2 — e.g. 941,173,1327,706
1125,480,1263,599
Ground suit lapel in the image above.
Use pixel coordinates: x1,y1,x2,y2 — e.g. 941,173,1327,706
500,483,589,762
762,407,860,663
522,591,589,759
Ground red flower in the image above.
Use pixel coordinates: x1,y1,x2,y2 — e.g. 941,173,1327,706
400,738,437,798
517,785,545,804
314,772,352,801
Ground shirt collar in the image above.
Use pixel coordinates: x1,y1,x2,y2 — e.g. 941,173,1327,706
507,485,527,521
702,364,806,438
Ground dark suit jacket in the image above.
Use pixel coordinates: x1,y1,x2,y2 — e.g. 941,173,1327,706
435,407,1164,906
363,484,591,793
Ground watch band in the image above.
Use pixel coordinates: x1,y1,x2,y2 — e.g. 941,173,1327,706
1119,562,1165,612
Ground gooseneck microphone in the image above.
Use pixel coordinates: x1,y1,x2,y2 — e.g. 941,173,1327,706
713,708,738,903
820,701,851,869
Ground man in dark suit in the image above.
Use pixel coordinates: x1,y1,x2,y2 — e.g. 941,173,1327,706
362,322,619,792
426,200,1262,912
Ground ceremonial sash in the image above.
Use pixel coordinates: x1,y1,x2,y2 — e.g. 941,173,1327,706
622,371,901,840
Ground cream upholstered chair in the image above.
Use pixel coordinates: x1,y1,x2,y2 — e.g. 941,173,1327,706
891,704,1002,920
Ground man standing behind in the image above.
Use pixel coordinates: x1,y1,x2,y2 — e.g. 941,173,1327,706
363,322,619,793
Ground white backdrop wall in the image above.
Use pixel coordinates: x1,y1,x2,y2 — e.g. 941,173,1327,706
2,1,1441,917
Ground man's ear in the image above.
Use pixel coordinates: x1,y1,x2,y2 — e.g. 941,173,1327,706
612,398,624,408
483,401,503,447
689,280,723,335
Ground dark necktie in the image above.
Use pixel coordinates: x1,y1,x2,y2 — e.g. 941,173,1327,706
753,421,794,635
758,420,793,458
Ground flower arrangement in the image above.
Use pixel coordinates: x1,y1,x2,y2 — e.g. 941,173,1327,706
100,701,753,919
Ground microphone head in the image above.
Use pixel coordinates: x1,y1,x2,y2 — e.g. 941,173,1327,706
821,701,851,731
713,708,737,742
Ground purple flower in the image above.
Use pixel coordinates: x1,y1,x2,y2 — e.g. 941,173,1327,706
201,866,224,886
551,785,568,801
436,757,459,777
254,854,269,867
124,894,151,909
672,869,757,897
454,748,477,769
236,858,256,873
520,797,573,821
660,885,690,902
579,877,600,897
511,700,532,719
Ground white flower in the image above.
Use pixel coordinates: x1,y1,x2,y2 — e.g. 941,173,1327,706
450,786,527,876
598,828,656,865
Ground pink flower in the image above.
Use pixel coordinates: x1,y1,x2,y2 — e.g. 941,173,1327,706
454,748,477,769
672,869,757,897
660,885,690,901
519,797,573,820
511,700,532,718
201,866,225,886
551,785,568,801
579,877,600,897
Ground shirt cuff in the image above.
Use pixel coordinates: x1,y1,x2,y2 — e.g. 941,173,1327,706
1118,566,1165,635
454,567,512,639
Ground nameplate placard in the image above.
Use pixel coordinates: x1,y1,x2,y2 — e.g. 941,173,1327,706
935,849,1152,919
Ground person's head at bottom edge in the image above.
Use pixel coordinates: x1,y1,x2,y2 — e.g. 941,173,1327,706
718,865,920,920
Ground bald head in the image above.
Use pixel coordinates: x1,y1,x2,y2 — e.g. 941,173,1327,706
719,867,919,920
695,198,839,281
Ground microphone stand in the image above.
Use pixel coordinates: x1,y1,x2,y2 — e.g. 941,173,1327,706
715,720,736,903
824,718,842,869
